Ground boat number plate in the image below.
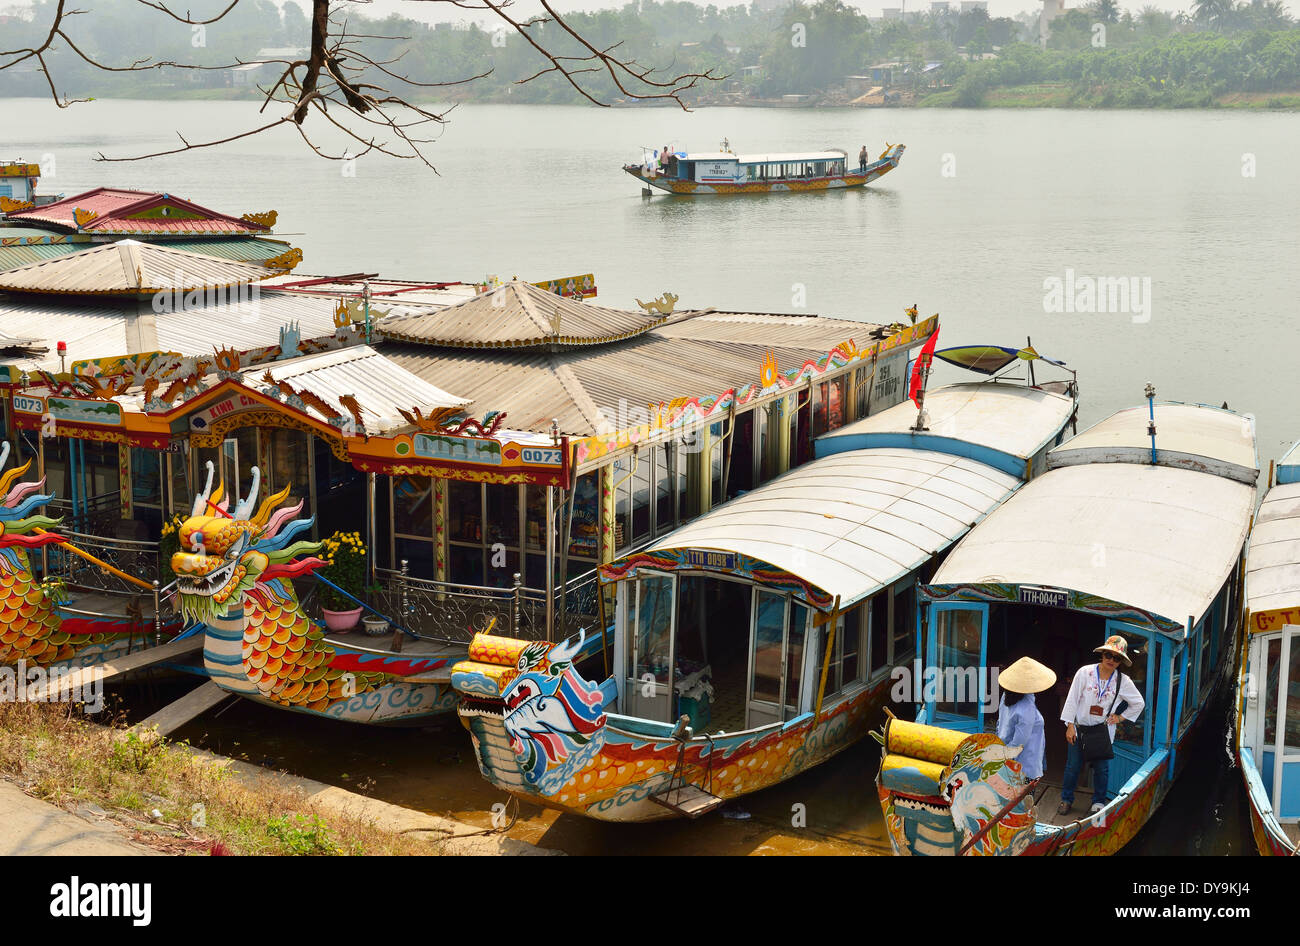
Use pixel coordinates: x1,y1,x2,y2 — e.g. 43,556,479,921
1018,585,1068,609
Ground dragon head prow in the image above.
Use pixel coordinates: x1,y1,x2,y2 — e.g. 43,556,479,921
173,462,325,624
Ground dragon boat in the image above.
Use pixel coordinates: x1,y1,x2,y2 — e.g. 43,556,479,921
624,142,904,196
450,347,1079,822
876,394,1257,855
1234,440,1300,855
0,442,185,672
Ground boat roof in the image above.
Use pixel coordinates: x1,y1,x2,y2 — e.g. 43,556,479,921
1246,481,1300,621
681,151,845,164
1277,440,1300,484
816,382,1075,476
931,462,1255,631
1047,402,1258,486
621,447,1022,610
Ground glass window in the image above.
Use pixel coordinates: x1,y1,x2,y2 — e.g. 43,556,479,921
752,591,785,704
893,585,916,662
871,592,889,673
827,375,846,431
525,484,548,550
843,605,861,685
567,472,599,560
1199,612,1215,695
636,577,674,686
758,402,779,484
787,604,808,710
813,381,828,437
394,536,434,579
485,545,520,589
267,429,309,495
709,423,724,509
168,452,190,515
448,481,482,543
728,411,755,498
1264,637,1281,744
1113,631,1149,748
448,543,483,586
631,454,651,544
1286,640,1300,751
654,443,674,536
676,442,692,523
392,475,433,538
130,448,162,508
484,483,520,547
855,368,869,418
935,608,981,716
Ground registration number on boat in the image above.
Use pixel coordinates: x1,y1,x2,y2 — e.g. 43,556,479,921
1018,585,1068,609
520,447,562,465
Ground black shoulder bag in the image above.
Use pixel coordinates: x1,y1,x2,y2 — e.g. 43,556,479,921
1076,672,1124,763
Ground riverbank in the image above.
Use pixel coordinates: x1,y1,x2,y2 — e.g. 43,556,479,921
0,701,548,855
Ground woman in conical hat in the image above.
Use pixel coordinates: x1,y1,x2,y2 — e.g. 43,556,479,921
996,657,1056,781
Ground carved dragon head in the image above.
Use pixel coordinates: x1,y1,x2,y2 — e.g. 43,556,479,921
0,443,65,568
172,462,324,624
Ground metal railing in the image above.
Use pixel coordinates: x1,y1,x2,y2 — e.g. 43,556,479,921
372,564,606,645
48,528,164,597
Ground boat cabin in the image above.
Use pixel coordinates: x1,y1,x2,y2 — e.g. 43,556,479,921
921,402,1257,822
601,379,1077,735
657,151,849,185
1239,441,1300,849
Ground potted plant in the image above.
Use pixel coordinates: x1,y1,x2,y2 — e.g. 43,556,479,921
318,531,369,632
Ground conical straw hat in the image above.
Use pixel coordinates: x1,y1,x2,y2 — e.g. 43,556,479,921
998,656,1057,694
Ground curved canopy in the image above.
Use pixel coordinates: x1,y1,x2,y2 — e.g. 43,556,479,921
1247,481,1300,620
0,240,275,295
935,345,1066,376
932,463,1255,631
616,447,1022,610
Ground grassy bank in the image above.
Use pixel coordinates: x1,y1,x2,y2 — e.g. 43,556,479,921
0,702,438,855
918,82,1300,108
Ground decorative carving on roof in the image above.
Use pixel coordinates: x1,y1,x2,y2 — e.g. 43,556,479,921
265,246,303,272
240,210,278,228
0,196,34,213
636,292,678,315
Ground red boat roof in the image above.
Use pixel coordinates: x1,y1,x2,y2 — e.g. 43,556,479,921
5,187,273,235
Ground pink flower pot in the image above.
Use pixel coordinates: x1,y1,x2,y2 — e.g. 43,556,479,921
322,607,363,632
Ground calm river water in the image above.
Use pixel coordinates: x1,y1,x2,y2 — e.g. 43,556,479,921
14,98,1296,853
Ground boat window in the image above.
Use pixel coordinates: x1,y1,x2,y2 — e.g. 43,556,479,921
677,438,698,521
564,471,599,567
1287,641,1300,750
752,591,785,704
709,422,724,509
391,474,433,540
892,583,916,663
1264,636,1281,744
841,604,863,687
728,410,755,499
787,603,808,710
1180,634,1197,730
756,402,776,485
632,455,651,545
636,576,674,688
934,607,981,716
870,591,889,673
654,443,675,537
854,367,869,418
827,375,846,431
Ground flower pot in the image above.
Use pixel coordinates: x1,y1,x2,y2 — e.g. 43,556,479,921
362,616,390,638
322,607,363,632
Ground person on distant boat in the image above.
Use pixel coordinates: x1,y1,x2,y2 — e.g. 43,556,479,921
859,146,868,172
996,656,1056,780
1058,635,1145,817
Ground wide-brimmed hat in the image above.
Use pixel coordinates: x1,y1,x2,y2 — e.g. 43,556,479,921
1094,635,1132,666
998,656,1057,694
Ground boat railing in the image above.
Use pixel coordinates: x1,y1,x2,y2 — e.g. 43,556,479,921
372,564,606,644
47,527,165,599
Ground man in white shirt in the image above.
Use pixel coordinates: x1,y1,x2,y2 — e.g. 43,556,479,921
1058,634,1145,816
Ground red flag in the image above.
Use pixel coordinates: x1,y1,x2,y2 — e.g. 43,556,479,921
909,327,939,407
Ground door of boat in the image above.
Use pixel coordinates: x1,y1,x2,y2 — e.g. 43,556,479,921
624,572,676,723
1105,621,1158,792
925,602,988,733
1263,626,1300,821
746,591,810,728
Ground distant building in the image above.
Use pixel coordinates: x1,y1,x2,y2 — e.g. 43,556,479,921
882,8,903,19
960,0,988,10
1040,0,1068,45
930,2,951,13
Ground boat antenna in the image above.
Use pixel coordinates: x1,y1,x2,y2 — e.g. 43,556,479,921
1145,383,1157,465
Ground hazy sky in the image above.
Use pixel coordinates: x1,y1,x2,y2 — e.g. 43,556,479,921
343,0,1300,25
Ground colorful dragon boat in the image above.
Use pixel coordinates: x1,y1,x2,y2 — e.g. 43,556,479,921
0,443,182,671
176,463,505,724
451,352,1080,821
1234,440,1300,855
876,396,1257,855
624,142,905,196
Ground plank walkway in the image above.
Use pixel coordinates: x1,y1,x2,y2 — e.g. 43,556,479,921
28,636,204,701
128,681,230,741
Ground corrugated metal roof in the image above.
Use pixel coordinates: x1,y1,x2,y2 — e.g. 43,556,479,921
6,188,270,235
0,300,129,372
239,346,468,435
1049,403,1258,485
1246,482,1300,617
378,279,665,348
932,462,1256,629
0,235,290,273
0,240,274,294
644,448,1021,607
820,383,1075,462
657,310,890,350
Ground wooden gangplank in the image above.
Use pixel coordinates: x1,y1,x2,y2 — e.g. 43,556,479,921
127,681,230,742
29,635,204,701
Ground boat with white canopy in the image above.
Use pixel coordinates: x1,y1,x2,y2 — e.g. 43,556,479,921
876,392,1257,855
1235,440,1300,855
449,347,1077,822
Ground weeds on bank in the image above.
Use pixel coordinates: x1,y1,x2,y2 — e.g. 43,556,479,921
0,702,437,855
